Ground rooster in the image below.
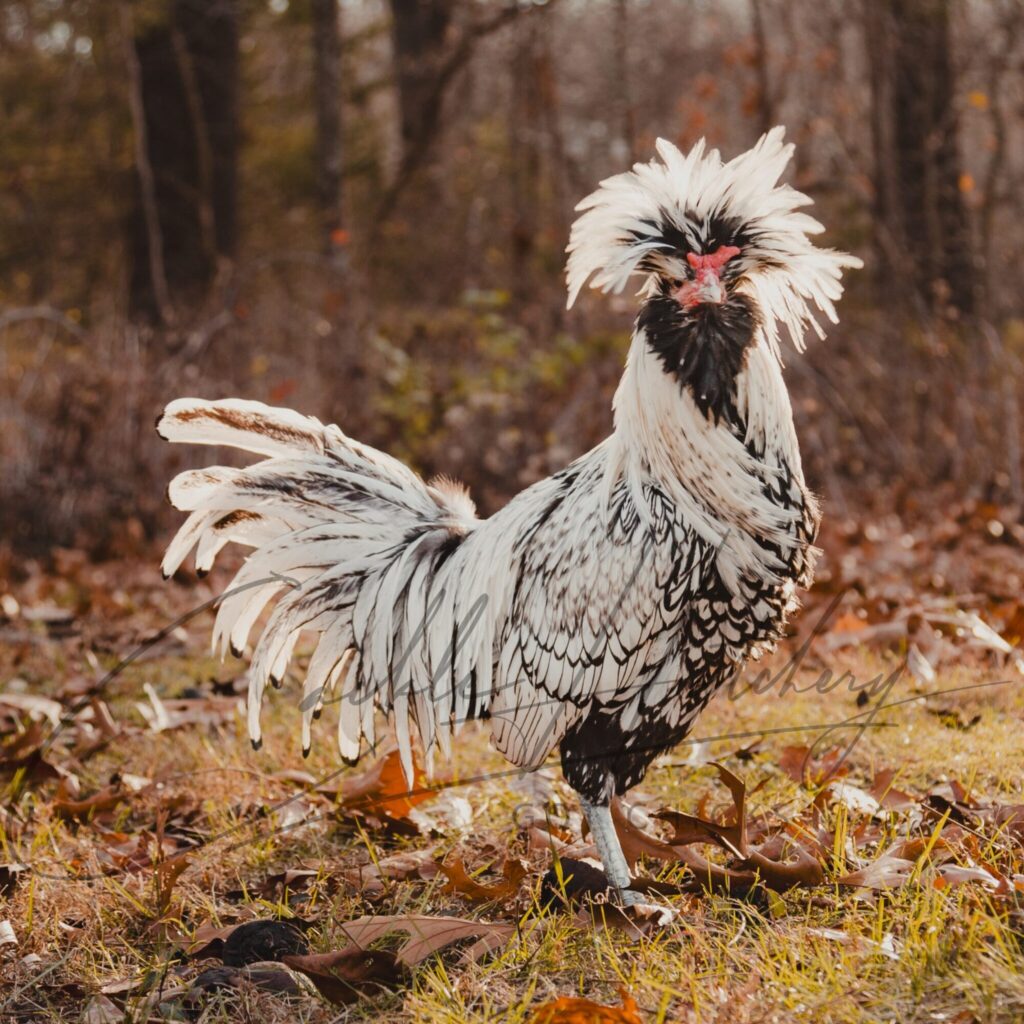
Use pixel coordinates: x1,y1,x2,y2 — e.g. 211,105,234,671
158,128,860,907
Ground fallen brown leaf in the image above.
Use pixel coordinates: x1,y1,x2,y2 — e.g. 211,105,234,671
609,800,679,869
0,719,66,785
778,745,849,787
53,785,133,821
153,852,191,917
135,685,239,733
256,867,319,899
655,762,748,858
741,843,824,891
0,863,26,898
343,848,439,896
180,922,247,960
81,995,121,1023
337,913,515,965
985,803,1024,843
0,692,63,727
282,946,405,1005
653,765,825,894
934,863,1006,892
868,769,917,811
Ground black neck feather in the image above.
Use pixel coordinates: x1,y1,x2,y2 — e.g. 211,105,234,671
638,294,760,423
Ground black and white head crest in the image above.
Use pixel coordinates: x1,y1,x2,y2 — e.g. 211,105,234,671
566,127,862,356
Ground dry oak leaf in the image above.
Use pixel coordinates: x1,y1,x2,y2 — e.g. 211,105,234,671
178,922,247,960
337,913,515,965
0,719,66,784
53,785,134,821
653,762,748,858
609,800,680,869
934,863,1007,893
282,946,404,1005
256,867,319,899
836,840,949,891
653,764,824,893
438,855,528,903
529,988,643,1024
837,856,915,890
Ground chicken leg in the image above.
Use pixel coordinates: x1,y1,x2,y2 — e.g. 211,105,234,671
579,798,643,906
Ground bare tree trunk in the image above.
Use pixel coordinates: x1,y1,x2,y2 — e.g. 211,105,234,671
312,0,345,253
126,0,239,322
179,0,239,262
978,5,1021,313
866,0,975,319
388,0,454,158
121,3,173,326
612,0,636,163
510,11,543,304
749,0,774,134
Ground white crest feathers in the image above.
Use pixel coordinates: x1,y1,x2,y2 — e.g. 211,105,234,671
565,127,862,354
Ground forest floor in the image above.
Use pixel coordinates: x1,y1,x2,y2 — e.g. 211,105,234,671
3,507,1024,1023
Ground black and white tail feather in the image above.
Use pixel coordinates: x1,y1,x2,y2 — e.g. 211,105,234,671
158,128,859,824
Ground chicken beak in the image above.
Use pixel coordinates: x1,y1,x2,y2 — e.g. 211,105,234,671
676,268,726,309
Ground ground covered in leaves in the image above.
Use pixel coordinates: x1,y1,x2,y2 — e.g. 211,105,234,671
3,501,1024,1023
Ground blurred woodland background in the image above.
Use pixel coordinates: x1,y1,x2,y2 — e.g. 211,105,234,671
3,0,1024,559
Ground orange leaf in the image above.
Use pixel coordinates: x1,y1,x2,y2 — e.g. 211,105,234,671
437,856,527,903
319,749,436,821
530,988,643,1024
831,611,867,634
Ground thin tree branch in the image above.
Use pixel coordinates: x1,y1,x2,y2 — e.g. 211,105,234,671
373,3,527,230
0,306,87,341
